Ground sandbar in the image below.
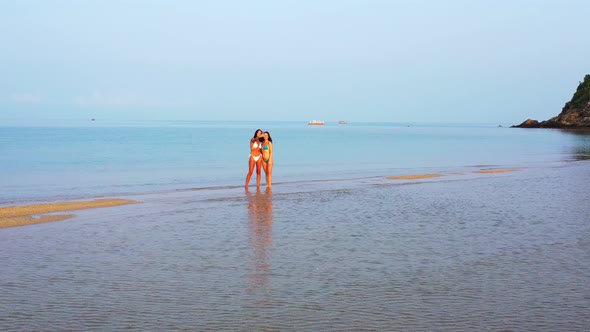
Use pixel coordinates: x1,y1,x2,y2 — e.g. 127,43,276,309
473,169,518,174
387,174,443,180
0,199,140,229
387,169,518,180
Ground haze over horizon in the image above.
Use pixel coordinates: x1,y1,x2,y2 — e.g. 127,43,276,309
1,0,589,125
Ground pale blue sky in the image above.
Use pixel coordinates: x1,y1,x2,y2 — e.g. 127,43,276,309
1,0,589,124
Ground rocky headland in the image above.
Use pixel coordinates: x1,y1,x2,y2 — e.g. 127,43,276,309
513,74,590,128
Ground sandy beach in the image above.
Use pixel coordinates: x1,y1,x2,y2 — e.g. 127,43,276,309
0,199,141,229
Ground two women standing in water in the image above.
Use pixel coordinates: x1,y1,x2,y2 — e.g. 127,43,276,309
245,129,273,189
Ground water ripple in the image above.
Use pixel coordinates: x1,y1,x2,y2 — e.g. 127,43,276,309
1,164,590,330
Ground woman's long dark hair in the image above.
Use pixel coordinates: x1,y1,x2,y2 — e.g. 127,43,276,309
263,131,273,143
252,129,262,139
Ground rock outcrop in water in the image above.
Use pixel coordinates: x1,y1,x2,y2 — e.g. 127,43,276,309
513,74,590,128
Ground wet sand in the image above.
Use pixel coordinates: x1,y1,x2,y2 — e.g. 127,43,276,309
387,169,518,180
387,174,443,180
473,169,518,174
0,199,140,229
0,162,589,331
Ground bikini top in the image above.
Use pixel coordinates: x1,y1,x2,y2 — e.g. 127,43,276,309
262,144,269,150
251,140,260,149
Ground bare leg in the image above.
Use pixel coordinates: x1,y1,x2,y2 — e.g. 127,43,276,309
245,157,255,187
255,160,262,187
265,161,273,188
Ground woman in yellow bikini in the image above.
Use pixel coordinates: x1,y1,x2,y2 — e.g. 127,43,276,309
261,131,274,188
245,129,263,188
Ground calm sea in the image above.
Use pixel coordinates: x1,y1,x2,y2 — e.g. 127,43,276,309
1,121,590,331
1,120,589,203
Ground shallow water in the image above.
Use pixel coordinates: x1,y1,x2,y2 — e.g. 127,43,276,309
1,162,589,331
2,121,590,203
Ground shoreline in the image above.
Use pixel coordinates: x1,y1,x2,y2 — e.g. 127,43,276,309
0,169,523,229
0,168,530,229
387,169,518,180
0,199,141,229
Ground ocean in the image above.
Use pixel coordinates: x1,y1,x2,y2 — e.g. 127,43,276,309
1,121,589,331
1,120,589,203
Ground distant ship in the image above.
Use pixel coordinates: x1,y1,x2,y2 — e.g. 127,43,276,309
308,120,325,126
338,120,348,124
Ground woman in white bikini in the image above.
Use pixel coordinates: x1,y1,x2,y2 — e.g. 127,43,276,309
261,131,274,188
245,129,263,188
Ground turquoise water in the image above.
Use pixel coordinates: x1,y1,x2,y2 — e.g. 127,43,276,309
1,121,590,330
1,121,589,204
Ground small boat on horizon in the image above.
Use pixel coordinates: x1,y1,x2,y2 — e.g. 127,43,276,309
308,120,325,126
338,120,348,124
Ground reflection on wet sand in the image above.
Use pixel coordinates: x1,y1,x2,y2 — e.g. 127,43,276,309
560,129,590,161
246,187,274,298
571,151,590,161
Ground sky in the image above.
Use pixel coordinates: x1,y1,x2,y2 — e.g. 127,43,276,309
1,0,589,124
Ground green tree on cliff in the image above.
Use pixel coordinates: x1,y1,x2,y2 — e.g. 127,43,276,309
571,74,590,109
